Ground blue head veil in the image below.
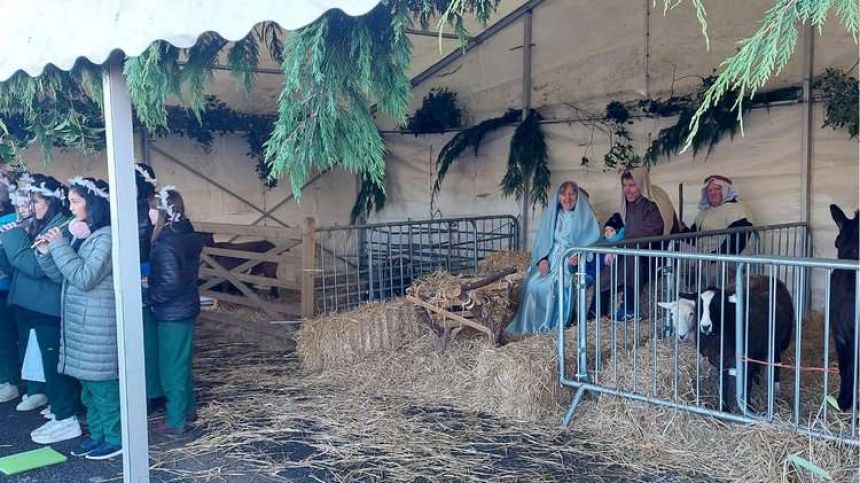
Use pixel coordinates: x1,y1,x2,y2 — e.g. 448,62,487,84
529,182,601,268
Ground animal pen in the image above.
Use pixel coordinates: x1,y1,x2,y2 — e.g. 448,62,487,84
194,214,519,326
559,222,860,446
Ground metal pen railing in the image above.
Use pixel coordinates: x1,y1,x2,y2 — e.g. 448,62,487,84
312,215,519,314
558,245,859,445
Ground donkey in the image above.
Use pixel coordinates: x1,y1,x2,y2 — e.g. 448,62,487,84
830,204,859,412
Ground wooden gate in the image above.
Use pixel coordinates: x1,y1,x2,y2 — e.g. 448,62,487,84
195,218,316,330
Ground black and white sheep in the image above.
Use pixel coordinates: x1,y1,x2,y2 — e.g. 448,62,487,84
660,276,794,412
829,204,859,412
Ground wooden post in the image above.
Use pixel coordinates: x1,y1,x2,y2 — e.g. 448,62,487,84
301,217,316,319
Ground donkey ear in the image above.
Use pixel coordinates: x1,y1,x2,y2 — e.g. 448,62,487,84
728,294,738,304
831,204,848,229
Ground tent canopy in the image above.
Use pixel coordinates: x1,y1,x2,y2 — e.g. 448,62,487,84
0,0,380,81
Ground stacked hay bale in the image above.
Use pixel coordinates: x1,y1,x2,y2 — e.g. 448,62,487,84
295,299,426,372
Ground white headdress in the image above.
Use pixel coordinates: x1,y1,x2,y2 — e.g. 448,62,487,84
155,185,181,222
135,164,158,188
17,172,33,188
25,181,65,200
68,177,109,199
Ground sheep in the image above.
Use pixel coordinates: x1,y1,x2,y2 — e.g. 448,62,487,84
697,276,794,412
657,293,698,341
829,204,859,412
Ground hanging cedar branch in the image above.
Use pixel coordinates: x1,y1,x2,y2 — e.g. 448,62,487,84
350,172,387,224
678,0,859,151
500,110,550,208
432,108,519,195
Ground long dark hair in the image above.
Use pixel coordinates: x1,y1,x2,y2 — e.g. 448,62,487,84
70,178,111,231
135,164,157,201
26,174,68,239
148,189,186,243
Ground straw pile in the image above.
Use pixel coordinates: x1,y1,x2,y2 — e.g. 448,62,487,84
477,250,530,274
295,300,425,372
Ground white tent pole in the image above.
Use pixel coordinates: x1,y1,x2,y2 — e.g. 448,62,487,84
102,57,150,483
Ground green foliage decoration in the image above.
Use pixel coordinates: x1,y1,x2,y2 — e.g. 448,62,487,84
350,172,387,224
500,110,550,208
815,67,858,138
406,88,464,134
432,108,519,196
672,0,859,150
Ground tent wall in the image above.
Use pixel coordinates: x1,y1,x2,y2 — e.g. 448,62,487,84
371,0,858,264
20,133,357,229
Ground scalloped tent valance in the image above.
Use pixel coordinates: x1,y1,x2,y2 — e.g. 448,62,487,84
0,0,381,81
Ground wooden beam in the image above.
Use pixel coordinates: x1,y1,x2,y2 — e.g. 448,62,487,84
202,246,293,264
199,268,299,290
196,222,301,240
149,145,291,228
200,289,300,318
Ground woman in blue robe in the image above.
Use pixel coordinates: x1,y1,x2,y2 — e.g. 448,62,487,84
506,181,601,335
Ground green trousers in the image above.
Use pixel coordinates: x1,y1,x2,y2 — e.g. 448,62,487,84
158,320,196,429
143,309,163,399
0,293,20,385
16,307,78,419
80,380,121,446
14,308,45,396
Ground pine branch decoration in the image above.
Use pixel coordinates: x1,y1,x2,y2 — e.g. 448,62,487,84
501,110,550,208
433,108,519,195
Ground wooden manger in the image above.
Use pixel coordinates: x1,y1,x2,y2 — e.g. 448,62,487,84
405,268,524,346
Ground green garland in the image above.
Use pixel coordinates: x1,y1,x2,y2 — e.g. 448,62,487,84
0,1,500,196
406,88,464,134
815,67,858,138
500,110,550,207
350,172,387,224
433,108,520,195
584,77,802,170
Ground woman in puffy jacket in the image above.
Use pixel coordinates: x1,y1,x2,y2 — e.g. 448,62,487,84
0,175,79,444
36,177,120,460
146,186,202,435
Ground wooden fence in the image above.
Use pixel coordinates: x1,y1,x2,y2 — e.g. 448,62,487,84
195,218,316,330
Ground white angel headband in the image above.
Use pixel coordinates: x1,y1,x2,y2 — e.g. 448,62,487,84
68,176,109,199
155,185,181,222
25,181,65,200
17,173,33,188
135,165,158,187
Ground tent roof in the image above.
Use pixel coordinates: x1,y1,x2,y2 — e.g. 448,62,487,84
0,0,380,81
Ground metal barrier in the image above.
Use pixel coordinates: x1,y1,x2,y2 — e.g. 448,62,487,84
558,246,859,445
606,222,811,293
313,215,519,314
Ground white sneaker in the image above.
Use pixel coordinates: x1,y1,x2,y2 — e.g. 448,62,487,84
41,406,55,420
31,416,81,445
0,383,19,403
17,393,48,412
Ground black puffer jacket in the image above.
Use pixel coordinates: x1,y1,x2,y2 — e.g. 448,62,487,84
147,218,203,321
137,198,152,263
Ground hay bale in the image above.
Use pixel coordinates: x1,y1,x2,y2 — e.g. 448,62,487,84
296,299,423,372
473,332,573,421
478,250,530,274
